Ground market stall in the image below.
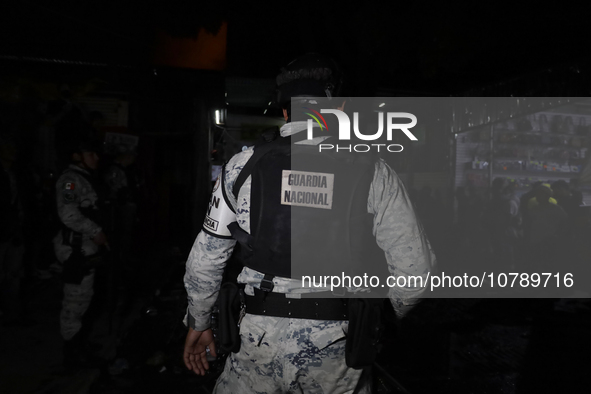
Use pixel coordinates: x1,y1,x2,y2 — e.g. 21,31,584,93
453,99,591,205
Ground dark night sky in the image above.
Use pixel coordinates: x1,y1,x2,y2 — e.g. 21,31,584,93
2,1,590,94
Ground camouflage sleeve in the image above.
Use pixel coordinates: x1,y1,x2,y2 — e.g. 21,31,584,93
224,147,255,233
183,150,252,331
368,160,436,318
56,174,101,238
183,232,236,331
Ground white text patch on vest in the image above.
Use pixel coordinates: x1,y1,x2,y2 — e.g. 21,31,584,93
281,170,334,209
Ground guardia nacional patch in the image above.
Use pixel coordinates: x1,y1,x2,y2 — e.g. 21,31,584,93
281,170,334,209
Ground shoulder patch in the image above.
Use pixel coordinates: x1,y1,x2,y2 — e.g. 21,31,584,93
203,170,236,238
64,182,75,190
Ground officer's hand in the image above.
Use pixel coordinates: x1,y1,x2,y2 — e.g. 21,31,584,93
93,231,107,246
183,327,217,376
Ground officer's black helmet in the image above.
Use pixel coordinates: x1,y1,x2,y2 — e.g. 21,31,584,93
276,53,344,109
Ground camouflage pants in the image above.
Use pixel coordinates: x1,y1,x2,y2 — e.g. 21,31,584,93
214,313,370,394
60,271,94,340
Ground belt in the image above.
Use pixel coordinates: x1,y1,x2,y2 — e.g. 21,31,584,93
244,288,349,320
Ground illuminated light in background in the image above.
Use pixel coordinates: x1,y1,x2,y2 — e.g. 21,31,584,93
153,22,227,70
214,109,226,125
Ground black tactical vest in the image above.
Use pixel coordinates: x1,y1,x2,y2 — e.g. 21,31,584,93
231,135,389,282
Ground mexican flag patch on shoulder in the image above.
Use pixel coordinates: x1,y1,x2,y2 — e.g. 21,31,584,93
65,182,75,190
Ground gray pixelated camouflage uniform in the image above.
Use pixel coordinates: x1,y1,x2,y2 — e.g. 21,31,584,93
53,164,103,340
104,163,128,201
184,121,436,393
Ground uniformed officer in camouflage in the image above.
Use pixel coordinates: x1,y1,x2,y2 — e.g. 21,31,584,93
183,54,435,393
104,150,136,202
105,161,128,201
104,148,137,264
53,139,108,364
